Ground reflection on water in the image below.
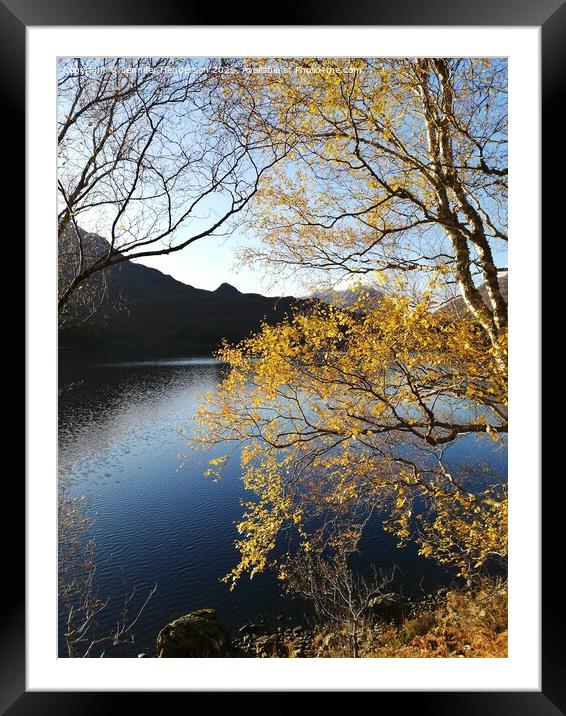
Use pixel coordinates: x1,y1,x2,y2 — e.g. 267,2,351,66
101,357,228,368
58,354,507,657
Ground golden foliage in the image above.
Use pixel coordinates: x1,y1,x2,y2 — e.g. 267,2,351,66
196,284,507,586
225,58,508,352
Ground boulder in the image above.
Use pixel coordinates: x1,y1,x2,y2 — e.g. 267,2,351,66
368,593,410,624
156,608,231,658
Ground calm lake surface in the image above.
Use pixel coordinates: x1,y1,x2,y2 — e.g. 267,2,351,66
58,353,507,657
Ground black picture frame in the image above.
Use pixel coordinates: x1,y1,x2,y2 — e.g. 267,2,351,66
10,0,561,708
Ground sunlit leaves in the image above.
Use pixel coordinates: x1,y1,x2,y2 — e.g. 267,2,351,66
196,285,507,585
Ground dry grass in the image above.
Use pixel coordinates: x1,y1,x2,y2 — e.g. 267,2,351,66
310,578,508,658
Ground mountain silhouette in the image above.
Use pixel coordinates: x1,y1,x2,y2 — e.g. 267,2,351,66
59,234,303,355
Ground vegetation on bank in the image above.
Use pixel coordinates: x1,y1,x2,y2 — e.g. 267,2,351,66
311,579,508,658
235,578,508,659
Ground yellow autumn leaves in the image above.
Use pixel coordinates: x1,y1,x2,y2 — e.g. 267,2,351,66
196,287,507,586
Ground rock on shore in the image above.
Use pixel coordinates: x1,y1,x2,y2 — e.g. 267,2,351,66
156,608,231,658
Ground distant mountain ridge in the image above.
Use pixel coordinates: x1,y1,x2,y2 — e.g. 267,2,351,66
309,274,508,315
59,230,507,355
59,232,305,355
308,285,384,307
443,272,508,316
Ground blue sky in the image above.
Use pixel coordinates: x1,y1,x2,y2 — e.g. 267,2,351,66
61,58,507,298
133,228,299,297
130,57,508,297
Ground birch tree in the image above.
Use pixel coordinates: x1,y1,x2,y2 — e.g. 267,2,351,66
196,58,508,585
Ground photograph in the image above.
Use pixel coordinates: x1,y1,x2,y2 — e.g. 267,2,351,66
4,0,560,700
57,56,509,660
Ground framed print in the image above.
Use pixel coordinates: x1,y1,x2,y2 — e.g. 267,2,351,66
10,0,562,708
